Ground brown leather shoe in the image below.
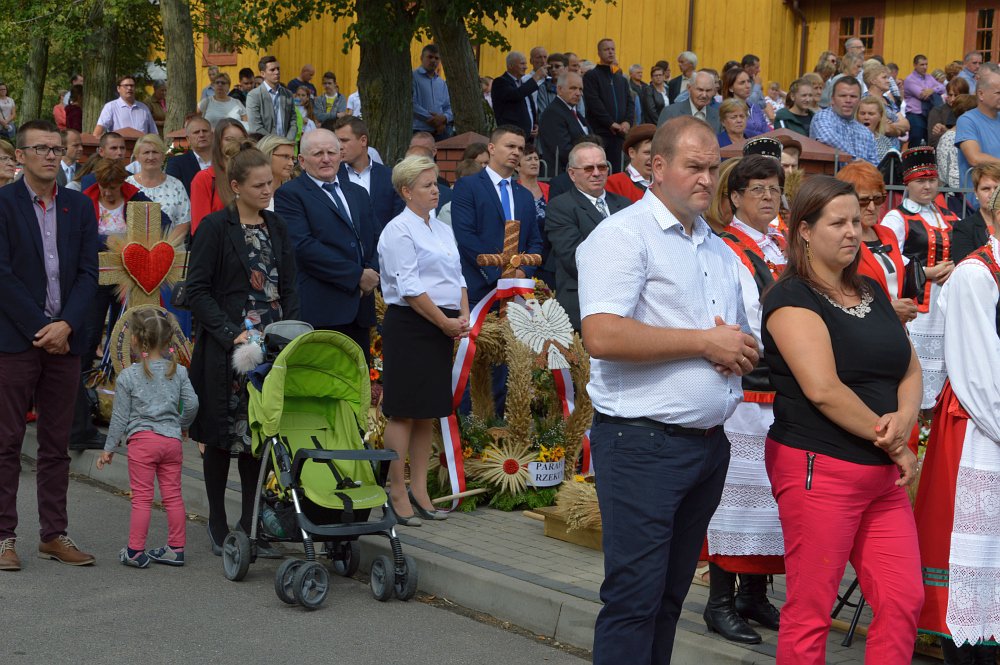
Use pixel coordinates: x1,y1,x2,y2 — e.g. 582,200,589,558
38,535,95,566
0,538,20,571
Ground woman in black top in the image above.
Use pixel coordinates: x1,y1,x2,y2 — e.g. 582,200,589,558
187,144,299,556
761,176,922,665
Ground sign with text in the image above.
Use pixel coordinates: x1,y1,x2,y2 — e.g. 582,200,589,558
528,460,565,487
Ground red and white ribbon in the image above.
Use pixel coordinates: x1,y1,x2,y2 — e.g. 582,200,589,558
439,278,536,509
552,368,592,474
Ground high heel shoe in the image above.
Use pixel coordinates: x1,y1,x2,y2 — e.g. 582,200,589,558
206,523,222,557
409,488,448,521
388,500,422,527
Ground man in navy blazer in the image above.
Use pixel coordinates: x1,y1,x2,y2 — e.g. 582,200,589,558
165,115,214,195
491,53,548,140
331,116,403,236
451,125,544,305
274,128,379,363
0,120,99,569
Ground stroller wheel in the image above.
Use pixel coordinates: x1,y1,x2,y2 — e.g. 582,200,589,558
331,541,361,577
394,554,418,601
292,561,330,610
369,554,394,602
274,559,303,604
222,531,252,581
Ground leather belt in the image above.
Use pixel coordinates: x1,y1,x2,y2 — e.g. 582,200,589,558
594,412,720,437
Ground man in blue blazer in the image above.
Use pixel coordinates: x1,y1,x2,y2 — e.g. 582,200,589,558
451,124,544,305
165,115,214,195
331,116,403,236
274,128,379,363
0,120,99,570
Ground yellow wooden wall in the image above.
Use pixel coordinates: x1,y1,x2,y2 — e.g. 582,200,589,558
194,0,973,103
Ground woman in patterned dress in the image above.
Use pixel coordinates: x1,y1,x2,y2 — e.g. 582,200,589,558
187,144,299,556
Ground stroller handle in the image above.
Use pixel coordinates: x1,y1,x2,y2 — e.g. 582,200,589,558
289,448,399,485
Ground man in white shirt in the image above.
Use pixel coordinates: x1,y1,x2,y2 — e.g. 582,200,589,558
577,115,757,665
333,116,403,233
93,76,158,138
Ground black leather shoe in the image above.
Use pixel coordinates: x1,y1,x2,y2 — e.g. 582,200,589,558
388,501,422,527
704,563,763,644
735,574,781,630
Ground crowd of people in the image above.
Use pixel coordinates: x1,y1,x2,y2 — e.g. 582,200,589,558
0,36,998,665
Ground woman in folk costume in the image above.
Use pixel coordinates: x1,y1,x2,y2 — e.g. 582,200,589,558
703,149,786,645
913,188,1000,665
881,147,958,410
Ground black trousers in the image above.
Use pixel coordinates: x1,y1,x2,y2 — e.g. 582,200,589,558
71,285,123,443
591,419,730,665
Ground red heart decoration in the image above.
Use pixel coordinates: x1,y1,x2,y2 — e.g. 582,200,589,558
121,242,175,295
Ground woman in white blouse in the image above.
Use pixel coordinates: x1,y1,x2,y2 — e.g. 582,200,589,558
126,133,191,233
377,155,470,526
198,72,248,129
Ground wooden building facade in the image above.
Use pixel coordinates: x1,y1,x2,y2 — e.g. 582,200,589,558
197,1,998,104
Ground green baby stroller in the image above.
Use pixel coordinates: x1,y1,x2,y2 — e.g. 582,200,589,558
221,324,417,610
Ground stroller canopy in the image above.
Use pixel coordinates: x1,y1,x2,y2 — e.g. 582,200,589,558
251,330,371,438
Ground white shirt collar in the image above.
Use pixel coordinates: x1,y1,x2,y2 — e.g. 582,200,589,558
347,157,373,177
263,82,279,95
642,188,710,243
576,188,606,206
689,99,706,118
484,165,512,188
307,172,342,189
626,164,650,187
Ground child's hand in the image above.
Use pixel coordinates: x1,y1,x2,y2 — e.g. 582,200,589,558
96,451,113,470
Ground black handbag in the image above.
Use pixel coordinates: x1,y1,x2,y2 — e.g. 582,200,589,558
902,258,926,301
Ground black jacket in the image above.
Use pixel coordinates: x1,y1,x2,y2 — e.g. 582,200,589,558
582,65,629,137
641,85,667,125
491,72,539,136
952,211,990,263
187,207,299,448
544,187,631,329
537,98,589,174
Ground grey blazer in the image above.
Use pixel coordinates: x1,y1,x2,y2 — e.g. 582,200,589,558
544,187,632,330
245,84,297,140
657,99,721,134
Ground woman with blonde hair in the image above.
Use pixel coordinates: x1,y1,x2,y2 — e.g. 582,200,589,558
855,96,897,162
0,139,15,187
256,134,297,202
126,133,191,232
198,72,248,128
717,99,750,149
377,155,470,526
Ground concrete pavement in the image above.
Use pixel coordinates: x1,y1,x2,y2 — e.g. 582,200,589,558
18,425,940,664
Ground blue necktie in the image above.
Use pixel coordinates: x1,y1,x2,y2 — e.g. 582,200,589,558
270,89,281,131
499,179,513,221
321,182,353,226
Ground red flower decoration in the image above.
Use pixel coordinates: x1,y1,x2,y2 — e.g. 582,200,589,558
502,458,521,475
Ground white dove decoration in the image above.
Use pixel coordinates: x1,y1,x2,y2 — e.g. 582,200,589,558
506,298,575,370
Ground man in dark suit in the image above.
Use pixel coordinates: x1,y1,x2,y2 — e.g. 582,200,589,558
246,55,297,140
451,125,544,305
491,52,548,140
538,72,589,176
668,51,699,103
274,128,379,362
658,71,721,133
332,116,403,236
544,143,630,330
56,130,82,187
0,120,99,570
166,115,214,196
583,39,631,172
